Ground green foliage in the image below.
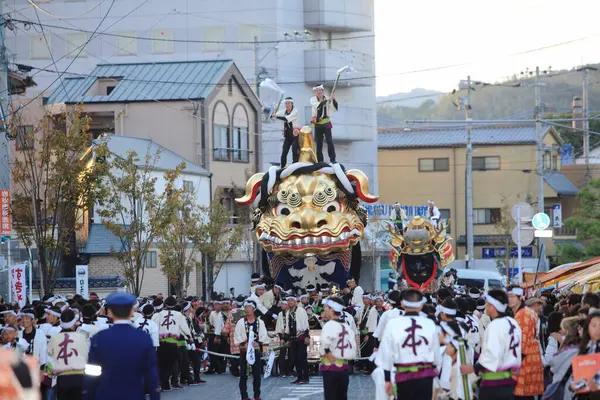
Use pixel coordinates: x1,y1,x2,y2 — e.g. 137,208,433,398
490,194,518,284
560,179,600,264
10,106,109,296
555,242,585,265
95,145,184,296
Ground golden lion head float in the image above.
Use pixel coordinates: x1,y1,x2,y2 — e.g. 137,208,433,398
235,126,378,289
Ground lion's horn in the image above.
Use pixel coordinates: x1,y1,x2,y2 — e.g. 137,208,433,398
345,169,379,203
235,173,265,206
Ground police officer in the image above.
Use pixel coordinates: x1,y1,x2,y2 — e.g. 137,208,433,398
83,292,160,400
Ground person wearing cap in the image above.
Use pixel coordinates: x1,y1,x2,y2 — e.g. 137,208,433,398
460,289,522,400
376,288,441,400
83,291,160,400
427,200,441,229
285,295,310,384
357,294,378,375
390,202,408,233
133,304,159,349
310,83,338,163
234,299,269,400
151,295,191,391
272,96,301,167
48,309,88,399
319,296,357,400
507,286,544,398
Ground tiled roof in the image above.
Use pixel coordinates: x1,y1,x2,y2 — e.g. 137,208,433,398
96,135,211,177
544,171,579,196
46,60,233,104
32,276,125,289
377,115,405,129
83,224,124,255
378,125,553,148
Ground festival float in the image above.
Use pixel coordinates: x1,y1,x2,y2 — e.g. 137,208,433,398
235,126,378,291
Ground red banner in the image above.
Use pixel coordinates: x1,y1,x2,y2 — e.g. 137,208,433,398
0,190,10,235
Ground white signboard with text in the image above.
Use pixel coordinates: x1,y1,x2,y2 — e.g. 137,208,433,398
76,265,89,299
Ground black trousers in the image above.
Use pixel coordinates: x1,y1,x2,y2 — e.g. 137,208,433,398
207,335,223,373
157,341,179,390
239,349,261,399
315,123,336,163
281,131,299,167
217,336,230,374
179,346,190,384
395,377,433,400
478,386,515,400
278,342,292,375
322,370,349,400
291,340,309,381
359,334,375,372
55,374,83,400
188,350,202,382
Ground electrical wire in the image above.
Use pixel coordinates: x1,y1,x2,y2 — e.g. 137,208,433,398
26,0,108,20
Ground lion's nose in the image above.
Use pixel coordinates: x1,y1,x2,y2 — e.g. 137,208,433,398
288,209,330,231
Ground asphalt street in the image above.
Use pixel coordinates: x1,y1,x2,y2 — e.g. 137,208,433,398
162,373,375,400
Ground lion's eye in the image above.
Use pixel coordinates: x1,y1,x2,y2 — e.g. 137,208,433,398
322,201,341,213
275,204,293,216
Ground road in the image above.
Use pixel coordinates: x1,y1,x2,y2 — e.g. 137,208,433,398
162,373,375,400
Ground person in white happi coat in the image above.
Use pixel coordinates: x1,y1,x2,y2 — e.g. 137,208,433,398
427,200,441,229
310,83,338,163
77,304,100,344
319,296,357,400
356,294,379,373
248,284,270,318
17,308,47,366
376,289,441,400
39,306,63,343
272,96,301,167
285,295,311,384
151,296,191,391
460,289,522,400
346,277,364,311
134,304,159,348
275,301,293,377
234,300,269,400
48,310,89,399
474,298,491,347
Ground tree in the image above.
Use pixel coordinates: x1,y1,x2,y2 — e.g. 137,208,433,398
10,107,108,297
490,194,518,284
560,178,600,263
95,144,184,296
156,187,204,298
198,194,244,298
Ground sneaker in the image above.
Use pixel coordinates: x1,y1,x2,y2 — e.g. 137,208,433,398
172,385,184,390
161,388,171,392
299,379,309,384
291,379,301,384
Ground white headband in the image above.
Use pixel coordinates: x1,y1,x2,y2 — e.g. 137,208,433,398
286,296,297,302
60,305,68,312
275,284,284,291
509,288,524,297
254,284,266,289
1,310,17,317
485,294,508,313
312,84,324,91
438,306,457,316
402,298,427,308
243,301,256,309
251,278,261,283
440,321,458,337
306,287,316,292
46,310,61,318
477,303,485,310
299,294,309,299
154,304,163,311
2,325,16,332
183,303,191,312
469,293,480,299
20,312,36,319
324,299,344,313
60,319,77,329
284,98,293,103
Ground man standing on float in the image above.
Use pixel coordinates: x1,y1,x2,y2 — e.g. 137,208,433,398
311,84,338,163
272,97,300,167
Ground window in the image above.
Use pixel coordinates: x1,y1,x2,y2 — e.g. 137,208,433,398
202,27,225,52
489,279,504,288
106,86,116,95
473,208,501,224
152,29,173,54
457,278,484,289
418,158,449,172
145,251,157,268
239,25,261,50
543,153,552,170
472,156,500,171
16,126,34,151
220,192,240,224
552,155,558,170
30,35,51,59
213,125,229,161
439,209,451,233
228,78,233,96
66,33,88,58
183,180,194,192
116,31,137,56
232,127,249,162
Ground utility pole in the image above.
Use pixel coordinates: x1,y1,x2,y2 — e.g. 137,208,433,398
254,36,260,97
0,6,10,192
534,66,547,272
464,76,474,269
579,66,598,184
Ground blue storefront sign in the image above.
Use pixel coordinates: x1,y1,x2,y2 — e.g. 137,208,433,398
364,204,429,219
481,247,533,259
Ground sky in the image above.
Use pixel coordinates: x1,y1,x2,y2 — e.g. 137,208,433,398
375,0,600,96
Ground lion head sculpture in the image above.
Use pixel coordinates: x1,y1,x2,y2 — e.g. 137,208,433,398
235,126,378,290
388,216,455,290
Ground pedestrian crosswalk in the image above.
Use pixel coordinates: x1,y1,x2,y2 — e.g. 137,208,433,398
280,377,324,399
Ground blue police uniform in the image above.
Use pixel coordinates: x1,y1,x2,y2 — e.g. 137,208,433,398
83,292,160,400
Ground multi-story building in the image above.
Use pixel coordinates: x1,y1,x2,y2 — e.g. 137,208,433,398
5,0,377,189
377,124,579,272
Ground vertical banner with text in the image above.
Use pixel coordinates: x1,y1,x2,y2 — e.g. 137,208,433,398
10,263,27,308
76,265,89,299
0,190,10,235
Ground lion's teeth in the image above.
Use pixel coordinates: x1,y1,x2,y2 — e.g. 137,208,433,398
294,238,301,246
303,237,310,245
322,236,330,244
331,236,338,243
259,232,267,241
351,229,360,236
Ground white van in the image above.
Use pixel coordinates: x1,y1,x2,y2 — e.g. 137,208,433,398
455,269,506,292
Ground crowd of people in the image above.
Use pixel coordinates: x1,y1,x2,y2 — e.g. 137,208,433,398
1,274,600,400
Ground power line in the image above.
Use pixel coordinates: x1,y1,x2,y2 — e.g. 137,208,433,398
26,0,108,20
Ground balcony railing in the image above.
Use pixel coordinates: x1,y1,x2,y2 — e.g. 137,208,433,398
213,148,251,163
554,225,577,237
